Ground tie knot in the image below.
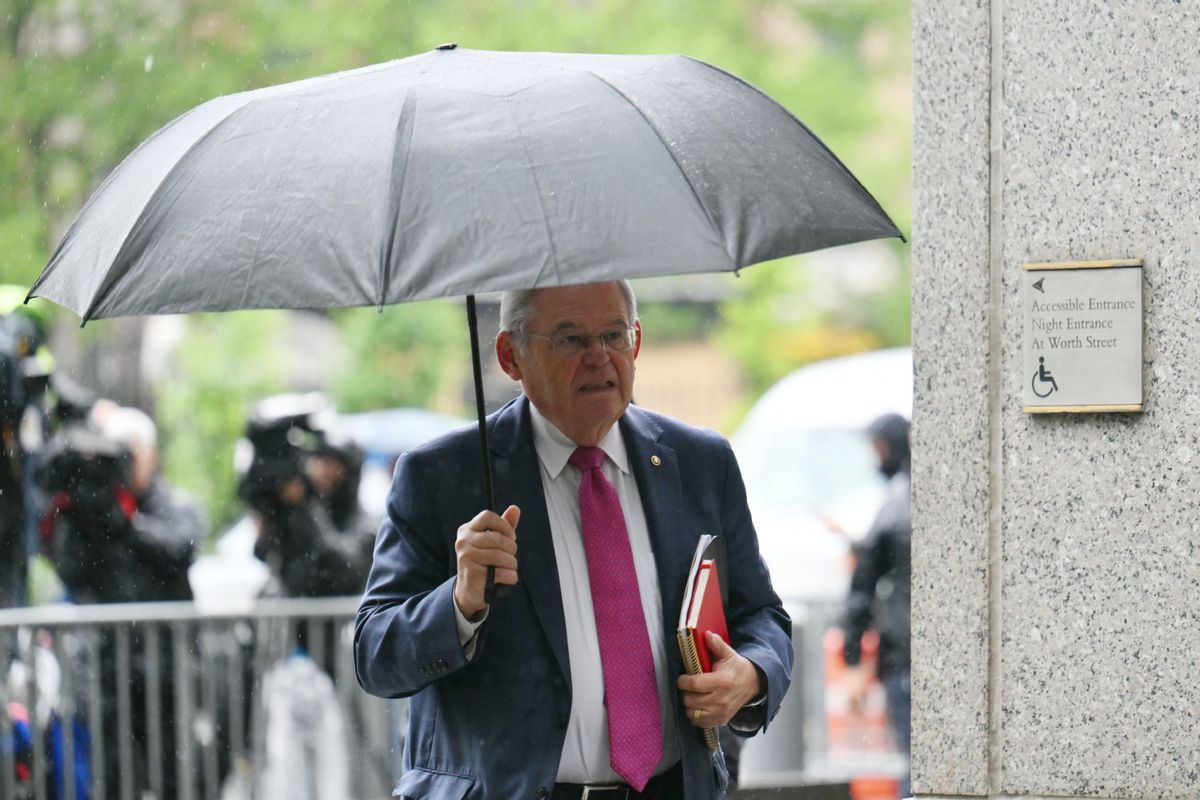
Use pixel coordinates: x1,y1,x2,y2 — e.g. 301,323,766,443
569,446,606,472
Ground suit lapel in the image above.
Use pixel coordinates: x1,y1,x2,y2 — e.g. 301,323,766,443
488,397,572,687
621,407,690,669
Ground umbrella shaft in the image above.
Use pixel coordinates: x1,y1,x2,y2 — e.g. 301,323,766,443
466,295,499,604
466,295,497,512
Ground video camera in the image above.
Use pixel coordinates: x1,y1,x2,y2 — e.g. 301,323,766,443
235,394,333,510
36,424,131,515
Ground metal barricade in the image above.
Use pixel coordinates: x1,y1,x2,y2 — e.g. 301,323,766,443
0,597,404,800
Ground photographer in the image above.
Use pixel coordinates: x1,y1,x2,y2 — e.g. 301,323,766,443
41,405,202,604
0,303,52,607
238,396,374,599
38,404,204,799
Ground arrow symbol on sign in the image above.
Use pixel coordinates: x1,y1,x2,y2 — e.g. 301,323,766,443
1032,278,1045,293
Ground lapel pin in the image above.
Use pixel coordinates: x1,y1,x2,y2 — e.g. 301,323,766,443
650,455,662,467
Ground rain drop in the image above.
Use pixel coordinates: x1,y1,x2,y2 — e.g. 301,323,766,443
144,54,154,73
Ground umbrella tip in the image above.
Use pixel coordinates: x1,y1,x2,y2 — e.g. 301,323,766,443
435,42,458,51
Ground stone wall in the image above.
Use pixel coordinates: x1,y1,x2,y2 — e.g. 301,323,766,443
913,2,1200,798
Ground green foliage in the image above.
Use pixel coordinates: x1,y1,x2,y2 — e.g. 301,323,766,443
156,311,287,528
330,300,466,413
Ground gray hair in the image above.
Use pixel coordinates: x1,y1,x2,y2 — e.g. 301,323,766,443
499,281,638,347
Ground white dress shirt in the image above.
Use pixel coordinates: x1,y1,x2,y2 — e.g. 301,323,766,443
456,404,680,783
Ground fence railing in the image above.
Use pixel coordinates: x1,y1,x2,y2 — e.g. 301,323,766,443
0,597,404,800
2,596,905,798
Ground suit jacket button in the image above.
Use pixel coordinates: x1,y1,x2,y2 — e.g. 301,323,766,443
536,788,550,799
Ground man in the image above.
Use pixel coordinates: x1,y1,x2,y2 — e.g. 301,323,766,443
44,404,201,603
0,302,50,607
250,427,374,599
355,281,792,799
842,413,911,799
40,404,203,799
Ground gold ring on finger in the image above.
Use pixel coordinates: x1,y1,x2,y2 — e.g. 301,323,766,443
693,708,702,722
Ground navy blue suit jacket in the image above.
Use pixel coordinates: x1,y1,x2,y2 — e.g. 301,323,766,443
355,396,792,800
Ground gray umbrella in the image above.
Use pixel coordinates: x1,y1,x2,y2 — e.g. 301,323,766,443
27,45,903,594
30,46,900,319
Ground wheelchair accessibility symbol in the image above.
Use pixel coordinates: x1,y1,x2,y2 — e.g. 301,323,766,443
1032,357,1059,398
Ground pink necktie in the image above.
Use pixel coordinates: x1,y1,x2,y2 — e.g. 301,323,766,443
569,446,663,791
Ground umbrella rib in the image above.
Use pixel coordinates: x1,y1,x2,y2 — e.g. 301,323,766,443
581,69,737,269
503,95,564,287
379,90,419,310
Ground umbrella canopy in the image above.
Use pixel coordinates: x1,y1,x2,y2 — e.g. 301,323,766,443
29,46,901,321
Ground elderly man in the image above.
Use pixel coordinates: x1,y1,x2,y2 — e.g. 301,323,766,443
355,281,792,800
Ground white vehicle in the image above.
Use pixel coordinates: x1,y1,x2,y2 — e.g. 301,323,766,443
732,347,912,603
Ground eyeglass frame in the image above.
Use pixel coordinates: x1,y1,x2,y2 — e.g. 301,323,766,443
516,325,639,357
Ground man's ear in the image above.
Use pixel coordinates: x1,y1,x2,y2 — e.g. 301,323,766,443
632,320,642,360
496,331,523,380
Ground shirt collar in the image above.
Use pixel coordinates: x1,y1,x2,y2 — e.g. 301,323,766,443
528,401,630,480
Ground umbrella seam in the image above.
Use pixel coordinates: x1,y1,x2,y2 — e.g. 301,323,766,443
580,69,737,270
503,94,564,287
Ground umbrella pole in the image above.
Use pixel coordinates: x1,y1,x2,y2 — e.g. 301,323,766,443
465,295,499,603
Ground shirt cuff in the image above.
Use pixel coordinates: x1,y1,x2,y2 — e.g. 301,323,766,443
728,701,766,733
453,590,488,659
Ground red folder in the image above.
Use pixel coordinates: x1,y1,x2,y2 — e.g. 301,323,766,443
683,560,729,672
676,535,729,751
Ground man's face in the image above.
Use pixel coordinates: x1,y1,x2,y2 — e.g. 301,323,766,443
497,282,640,447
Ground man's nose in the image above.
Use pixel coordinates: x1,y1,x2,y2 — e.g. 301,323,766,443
580,336,611,364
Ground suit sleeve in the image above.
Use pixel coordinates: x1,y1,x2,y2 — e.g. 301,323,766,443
717,440,794,734
353,451,475,698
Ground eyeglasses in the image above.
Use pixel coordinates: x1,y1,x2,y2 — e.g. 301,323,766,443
522,326,637,357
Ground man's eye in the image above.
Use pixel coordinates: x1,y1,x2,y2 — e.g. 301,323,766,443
561,335,588,348
600,330,624,344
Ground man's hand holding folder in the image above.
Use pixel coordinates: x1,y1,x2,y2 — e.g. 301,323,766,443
676,536,766,750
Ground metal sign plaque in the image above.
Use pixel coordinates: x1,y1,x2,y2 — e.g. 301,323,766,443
1023,260,1143,413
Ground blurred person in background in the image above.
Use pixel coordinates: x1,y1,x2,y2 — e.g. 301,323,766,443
236,398,377,797
37,403,205,799
0,291,53,607
40,405,202,603
841,412,911,799
306,432,378,554
238,395,374,599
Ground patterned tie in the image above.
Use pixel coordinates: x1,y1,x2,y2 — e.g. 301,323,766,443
569,446,663,791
